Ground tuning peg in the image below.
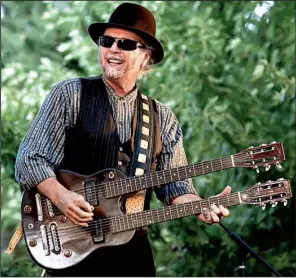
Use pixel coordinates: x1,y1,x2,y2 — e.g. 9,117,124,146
264,164,271,171
271,201,278,207
254,166,260,173
248,145,254,149
277,178,284,181
276,163,282,169
261,203,266,210
270,141,276,144
260,143,267,147
282,199,288,206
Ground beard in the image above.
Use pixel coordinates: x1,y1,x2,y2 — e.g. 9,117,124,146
99,54,126,80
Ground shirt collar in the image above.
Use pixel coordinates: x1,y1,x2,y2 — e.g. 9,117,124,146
102,75,138,103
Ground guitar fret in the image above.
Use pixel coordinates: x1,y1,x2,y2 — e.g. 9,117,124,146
191,202,195,215
193,164,198,176
118,180,122,195
133,214,138,229
169,206,172,220
171,169,178,183
144,210,149,226
135,176,141,191
149,173,154,189
156,210,160,223
112,182,117,197
201,162,205,175
147,211,152,225
114,216,120,233
155,172,160,186
143,174,148,189
220,157,223,170
119,180,124,195
121,217,126,232
176,168,181,181
158,171,164,184
140,211,144,227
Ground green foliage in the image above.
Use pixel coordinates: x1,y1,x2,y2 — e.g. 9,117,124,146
1,1,295,276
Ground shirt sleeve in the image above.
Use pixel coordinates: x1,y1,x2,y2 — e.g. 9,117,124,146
14,80,76,191
154,103,197,206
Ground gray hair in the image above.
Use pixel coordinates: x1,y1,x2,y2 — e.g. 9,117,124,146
140,44,156,75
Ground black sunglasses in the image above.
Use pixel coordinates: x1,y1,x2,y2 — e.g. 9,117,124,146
98,35,146,51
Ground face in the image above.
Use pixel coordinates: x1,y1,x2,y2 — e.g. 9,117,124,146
99,28,151,81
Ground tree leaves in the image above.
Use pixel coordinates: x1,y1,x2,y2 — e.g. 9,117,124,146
1,1,295,276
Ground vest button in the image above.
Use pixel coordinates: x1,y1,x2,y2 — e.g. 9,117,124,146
118,161,123,166
119,147,123,152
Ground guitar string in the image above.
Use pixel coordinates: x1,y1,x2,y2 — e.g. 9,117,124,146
41,197,238,245
40,197,241,247
38,153,275,208
39,195,240,241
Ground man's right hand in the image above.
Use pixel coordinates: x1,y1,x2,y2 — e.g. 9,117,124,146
37,177,94,227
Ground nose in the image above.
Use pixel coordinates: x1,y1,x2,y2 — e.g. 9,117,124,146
109,40,120,52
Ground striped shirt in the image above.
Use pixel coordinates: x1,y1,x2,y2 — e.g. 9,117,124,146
14,75,196,205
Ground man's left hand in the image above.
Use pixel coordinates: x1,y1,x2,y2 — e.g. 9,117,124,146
171,186,231,225
198,186,231,225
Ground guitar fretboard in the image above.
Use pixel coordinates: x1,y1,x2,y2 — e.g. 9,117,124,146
111,192,241,233
105,156,234,198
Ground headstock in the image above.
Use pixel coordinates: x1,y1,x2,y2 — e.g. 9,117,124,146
234,142,285,173
240,179,292,209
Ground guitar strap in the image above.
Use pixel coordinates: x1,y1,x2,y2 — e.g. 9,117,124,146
125,91,156,215
5,224,23,255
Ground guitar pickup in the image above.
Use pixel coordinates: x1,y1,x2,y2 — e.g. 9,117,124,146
40,225,50,256
91,217,104,243
84,180,98,206
35,193,44,222
50,223,61,254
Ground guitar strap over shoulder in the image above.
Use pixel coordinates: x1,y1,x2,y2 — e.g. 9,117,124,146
125,91,156,214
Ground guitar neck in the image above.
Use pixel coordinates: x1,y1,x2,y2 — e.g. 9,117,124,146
106,156,235,198
111,192,242,233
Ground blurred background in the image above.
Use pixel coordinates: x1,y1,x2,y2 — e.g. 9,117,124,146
1,1,295,276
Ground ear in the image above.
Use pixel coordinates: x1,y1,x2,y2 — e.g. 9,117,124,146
140,49,152,69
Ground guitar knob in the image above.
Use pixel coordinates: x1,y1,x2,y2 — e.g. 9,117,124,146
264,165,271,171
276,163,282,169
261,204,266,210
282,199,288,206
271,201,278,207
254,166,260,173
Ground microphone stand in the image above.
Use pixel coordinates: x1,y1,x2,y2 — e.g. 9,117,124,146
218,222,282,277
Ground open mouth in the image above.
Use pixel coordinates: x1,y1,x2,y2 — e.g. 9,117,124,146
107,58,124,66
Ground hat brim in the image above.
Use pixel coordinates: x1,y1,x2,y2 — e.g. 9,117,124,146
88,23,164,64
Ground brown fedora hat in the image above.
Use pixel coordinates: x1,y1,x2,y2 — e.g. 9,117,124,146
88,2,164,63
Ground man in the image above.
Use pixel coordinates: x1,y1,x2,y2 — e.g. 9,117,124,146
15,2,231,277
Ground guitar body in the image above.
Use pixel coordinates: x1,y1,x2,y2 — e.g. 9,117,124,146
21,169,135,270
